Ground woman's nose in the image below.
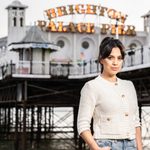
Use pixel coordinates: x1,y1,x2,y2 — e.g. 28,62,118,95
112,59,118,65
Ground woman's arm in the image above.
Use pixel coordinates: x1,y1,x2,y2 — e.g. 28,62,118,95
80,130,100,150
80,130,111,150
130,82,143,150
135,127,143,150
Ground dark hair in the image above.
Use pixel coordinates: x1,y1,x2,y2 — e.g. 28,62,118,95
98,37,125,73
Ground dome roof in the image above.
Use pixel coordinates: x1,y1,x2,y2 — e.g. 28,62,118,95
6,0,28,9
141,10,150,18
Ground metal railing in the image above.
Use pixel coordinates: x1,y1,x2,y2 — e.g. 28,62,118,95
0,46,150,79
122,46,150,71
0,59,100,79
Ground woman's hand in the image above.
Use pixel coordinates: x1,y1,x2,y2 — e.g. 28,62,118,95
80,130,111,150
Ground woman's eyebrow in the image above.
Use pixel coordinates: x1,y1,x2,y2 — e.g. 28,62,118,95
109,54,122,57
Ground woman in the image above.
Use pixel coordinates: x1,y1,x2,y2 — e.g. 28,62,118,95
77,37,143,150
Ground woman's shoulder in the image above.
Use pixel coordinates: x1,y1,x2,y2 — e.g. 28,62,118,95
118,78,134,87
85,75,102,85
82,75,101,89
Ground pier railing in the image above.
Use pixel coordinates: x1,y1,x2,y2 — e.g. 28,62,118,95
0,59,100,79
0,46,150,79
122,46,150,71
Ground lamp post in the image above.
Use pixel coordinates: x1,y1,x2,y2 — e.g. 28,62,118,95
115,18,119,39
115,12,120,39
107,9,120,39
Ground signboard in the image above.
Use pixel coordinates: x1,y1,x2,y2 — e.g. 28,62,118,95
37,4,136,35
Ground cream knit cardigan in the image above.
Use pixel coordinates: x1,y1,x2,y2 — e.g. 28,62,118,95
77,75,141,140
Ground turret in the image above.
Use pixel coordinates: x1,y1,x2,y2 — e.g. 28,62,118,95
142,10,150,32
5,0,28,44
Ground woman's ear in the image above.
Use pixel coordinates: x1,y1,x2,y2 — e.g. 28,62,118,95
100,59,103,65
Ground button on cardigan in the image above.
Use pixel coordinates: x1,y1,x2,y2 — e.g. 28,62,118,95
77,75,141,140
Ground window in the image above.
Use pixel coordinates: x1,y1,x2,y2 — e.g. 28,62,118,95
13,17,17,26
129,43,137,49
20,18,23,27
82,41,89,49
19,49,30,61
19,50,23,60
57,40,65,48
25,49,30,60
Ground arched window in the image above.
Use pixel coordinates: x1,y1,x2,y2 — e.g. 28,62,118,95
82,41,89,49
129,43,137,49
13,17,17,26
20,18,23,27
57,40,65,48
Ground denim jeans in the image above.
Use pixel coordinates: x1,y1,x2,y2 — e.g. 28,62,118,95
96,139,137,150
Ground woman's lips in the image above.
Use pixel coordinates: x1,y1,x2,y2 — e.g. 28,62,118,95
111,67,119,71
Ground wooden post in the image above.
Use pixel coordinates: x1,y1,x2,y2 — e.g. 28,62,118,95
22,81,27,150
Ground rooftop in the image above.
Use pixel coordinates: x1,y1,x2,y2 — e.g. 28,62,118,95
6,0,28,9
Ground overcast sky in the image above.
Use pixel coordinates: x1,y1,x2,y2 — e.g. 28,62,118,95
0,0,150,38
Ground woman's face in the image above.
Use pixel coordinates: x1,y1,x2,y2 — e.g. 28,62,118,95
100,47,123,76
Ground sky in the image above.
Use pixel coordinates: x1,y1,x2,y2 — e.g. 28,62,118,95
0,0,150,38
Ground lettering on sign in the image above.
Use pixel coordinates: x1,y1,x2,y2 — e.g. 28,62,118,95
37,4,136,36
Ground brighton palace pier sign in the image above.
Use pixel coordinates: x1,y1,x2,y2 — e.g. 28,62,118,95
37,4,136,36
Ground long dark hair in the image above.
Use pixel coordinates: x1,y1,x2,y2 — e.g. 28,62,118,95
98,37,125,73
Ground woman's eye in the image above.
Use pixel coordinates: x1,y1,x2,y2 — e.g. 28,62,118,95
107,56,113,60
118,57,123,60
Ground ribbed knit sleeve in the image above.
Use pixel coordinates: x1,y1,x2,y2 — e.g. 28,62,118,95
77,82,96,135
130,81,141,127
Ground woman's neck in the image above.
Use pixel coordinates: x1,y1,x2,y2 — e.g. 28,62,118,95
100,73,117,83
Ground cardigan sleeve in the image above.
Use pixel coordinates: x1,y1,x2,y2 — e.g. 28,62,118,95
130,81,141,127
77,82,96,135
